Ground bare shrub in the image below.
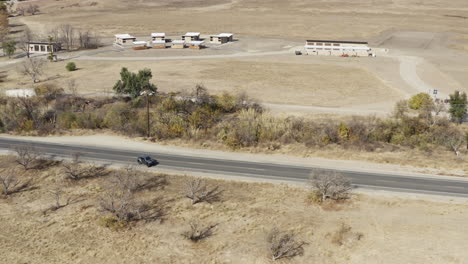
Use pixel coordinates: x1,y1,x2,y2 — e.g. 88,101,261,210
78,30,100,49
435,127,466,156
0,169,31,196
330,223,363,246
16,6,26,16
184,178,222,205
182,220,217,242
110,166,166,193
59,24,75,50
14,145,42,170
267,227,307,261
99,190,164,224
62,152,108,180
47,186,71,211
18,26,35,58
26,4,39,15
19,57,45,83
309,171,352,202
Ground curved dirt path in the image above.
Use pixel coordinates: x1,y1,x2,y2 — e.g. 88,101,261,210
395,55,447,98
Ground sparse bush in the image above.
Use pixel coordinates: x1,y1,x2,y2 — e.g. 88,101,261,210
109,166,166,193
62,152,108,180
46,185,71,212
267,227,307,261
330,223,363,246
34,83,64,101
0,169,31,196
182,220,217,242
309,171,352,202
184,178,222,205
99,215,129,231
26,4,39,15
20,57,45,83
14,145,43,170
65,62,77,71
99,190,163,224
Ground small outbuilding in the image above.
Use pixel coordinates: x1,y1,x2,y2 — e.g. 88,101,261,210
187,41,205,50
132,41,148,50
152,40,167,49
210,33,233,44
182,32,200,42
171,40,186,49
151,33,166,42
27,42,61,54
115,34,137,46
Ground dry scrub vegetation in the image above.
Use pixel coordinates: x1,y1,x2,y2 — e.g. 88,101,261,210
0,155,467,263
0,84,466,173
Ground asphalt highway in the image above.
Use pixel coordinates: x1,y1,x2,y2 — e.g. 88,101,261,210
0,137,467,197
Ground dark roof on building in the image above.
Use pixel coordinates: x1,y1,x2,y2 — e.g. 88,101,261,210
306,40,368,44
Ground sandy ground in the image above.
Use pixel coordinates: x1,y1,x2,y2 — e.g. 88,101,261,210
2,134,466,177
0,157,467,264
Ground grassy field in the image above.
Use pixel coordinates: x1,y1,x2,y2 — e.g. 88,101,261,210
0,156,467,263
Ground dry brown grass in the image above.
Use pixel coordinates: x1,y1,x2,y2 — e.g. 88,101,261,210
0,156,467,263
0,58,401,108
15,0,468,40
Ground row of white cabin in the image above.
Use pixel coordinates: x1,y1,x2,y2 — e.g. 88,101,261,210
304,40,372,56
114,32,234,49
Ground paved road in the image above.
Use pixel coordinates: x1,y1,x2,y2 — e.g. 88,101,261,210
0,137,467,197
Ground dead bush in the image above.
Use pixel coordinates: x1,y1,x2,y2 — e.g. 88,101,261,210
47,186,71,211
184,178,222,205
110,166,166,193
330,223,363,246
14,144,43,170
0,169,32,196
99,190,164,224
182,220,217,242
62,152,108,180
267,227,307,261
309,170,352,202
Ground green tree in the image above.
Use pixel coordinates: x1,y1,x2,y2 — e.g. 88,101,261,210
113,67,157,98
448,91,467,124
2,39,16,58
408,93,434,110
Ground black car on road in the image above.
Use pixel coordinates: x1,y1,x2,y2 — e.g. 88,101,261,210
137,155,158,167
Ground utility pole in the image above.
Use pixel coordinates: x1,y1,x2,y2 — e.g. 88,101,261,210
141,90,155,138
146,92,150,138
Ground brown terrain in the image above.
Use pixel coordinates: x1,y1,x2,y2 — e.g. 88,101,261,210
1,0,467,115
1,156,467,264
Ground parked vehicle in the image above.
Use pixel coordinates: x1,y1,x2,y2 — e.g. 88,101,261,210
295,50,302,55
137,155,158,167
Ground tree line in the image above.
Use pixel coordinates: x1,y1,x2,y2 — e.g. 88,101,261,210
0,67,466,160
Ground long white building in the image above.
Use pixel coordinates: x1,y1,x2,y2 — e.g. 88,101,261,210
304,40,371,56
